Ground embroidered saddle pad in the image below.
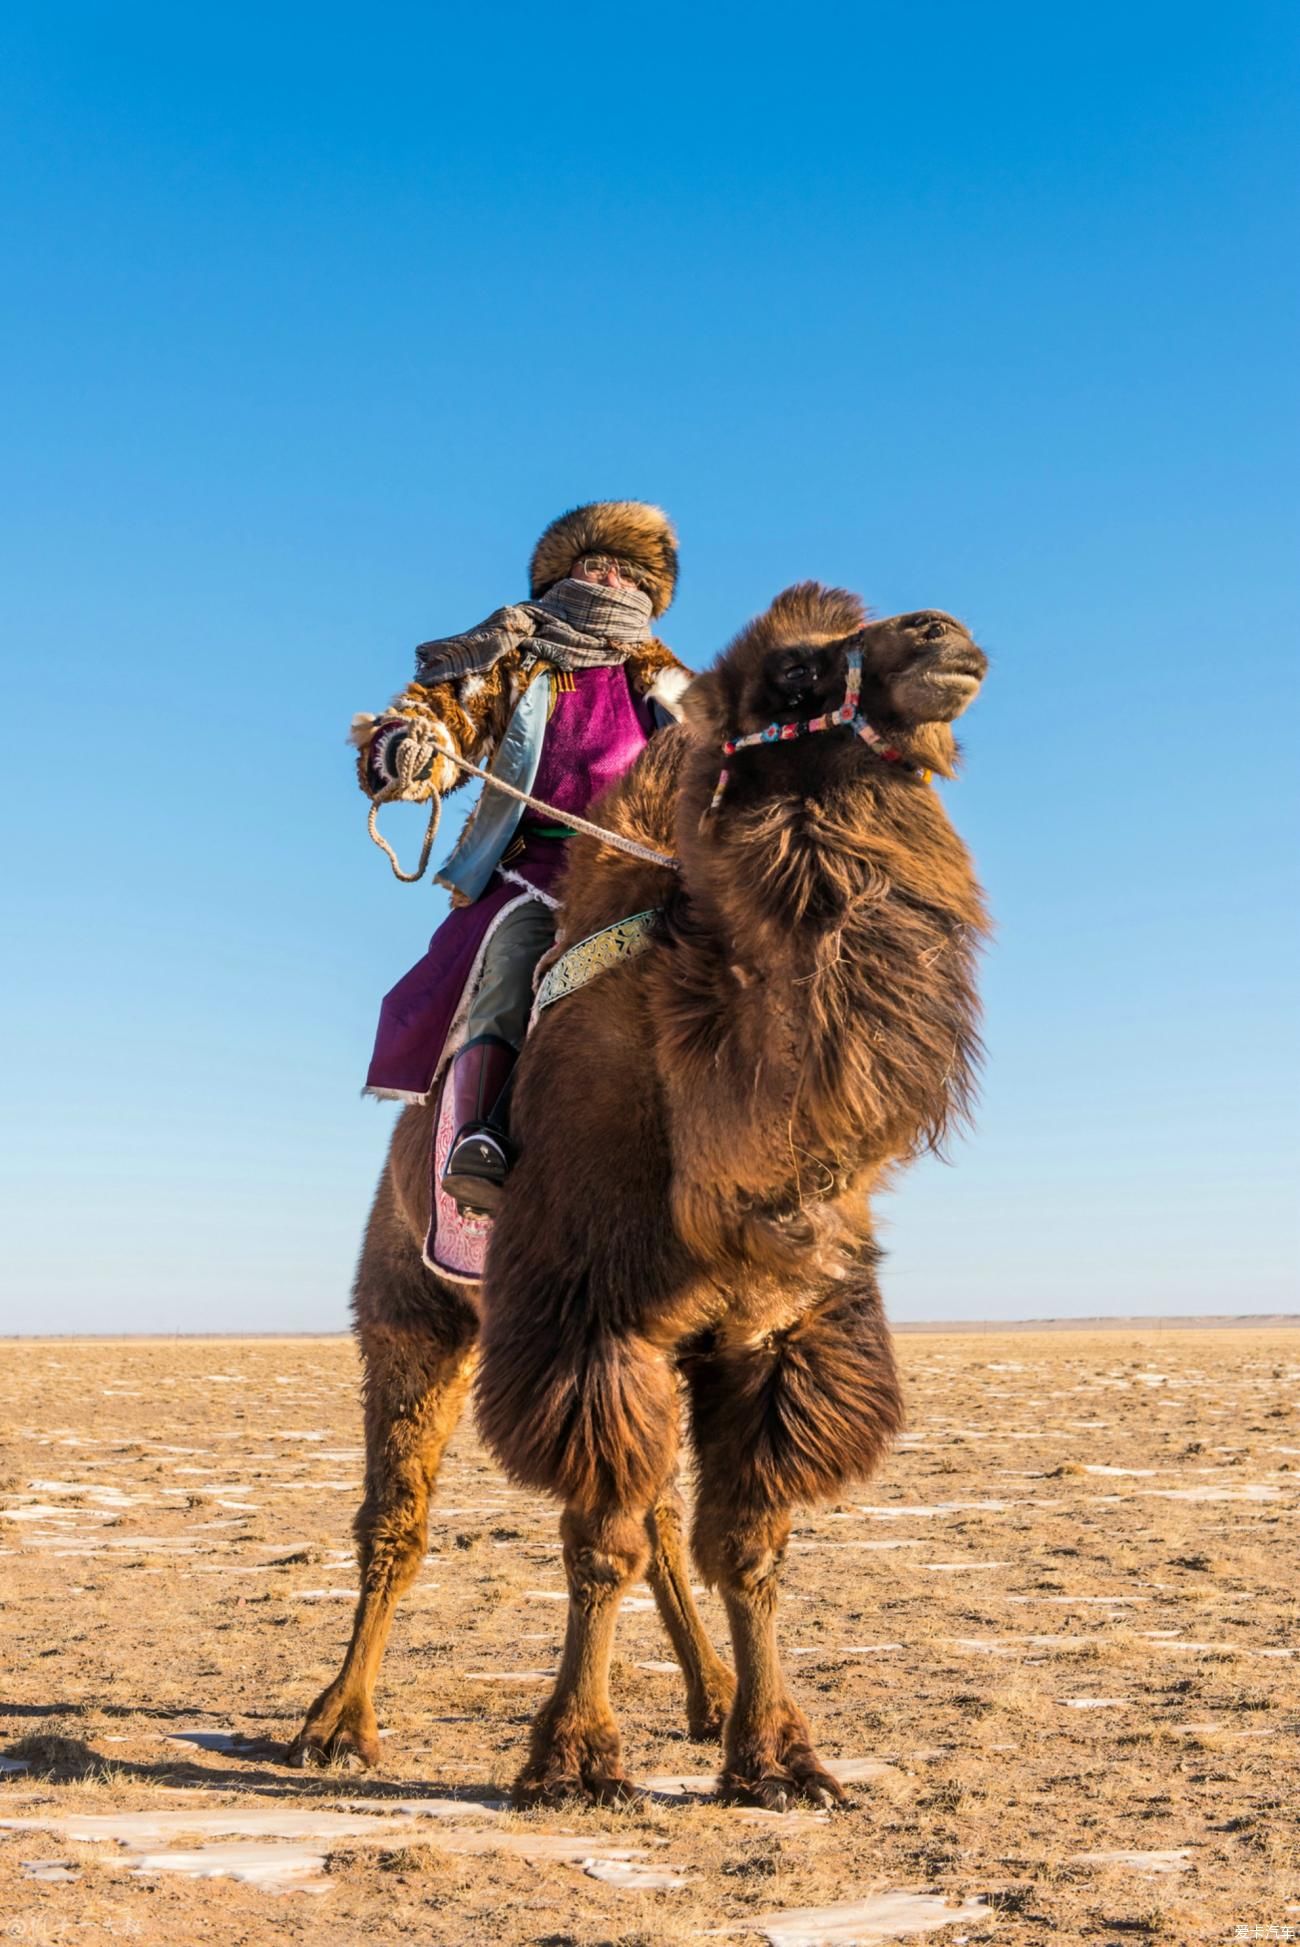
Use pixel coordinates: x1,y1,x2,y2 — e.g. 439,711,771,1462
425,907,662,1285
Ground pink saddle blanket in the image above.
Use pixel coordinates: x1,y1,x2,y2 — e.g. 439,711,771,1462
419,907,663,1287
422,1067,490,1284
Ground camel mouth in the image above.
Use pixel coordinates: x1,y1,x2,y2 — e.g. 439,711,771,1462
892,653,985,724
918,644,988,702
930,642,987,680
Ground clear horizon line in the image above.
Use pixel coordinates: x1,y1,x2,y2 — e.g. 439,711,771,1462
3,1311,1297,1343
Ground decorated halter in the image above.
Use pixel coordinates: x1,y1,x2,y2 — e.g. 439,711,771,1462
707,647,932,815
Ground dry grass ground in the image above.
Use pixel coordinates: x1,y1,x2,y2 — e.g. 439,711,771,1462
0,1329,1295,1945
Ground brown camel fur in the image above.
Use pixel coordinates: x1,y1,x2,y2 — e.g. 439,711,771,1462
290,584,989,1809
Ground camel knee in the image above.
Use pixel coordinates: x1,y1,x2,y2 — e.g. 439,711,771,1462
561,1505,649,1597
692,1504,791,1596
648,1486,690,1564
353,1474,430,1589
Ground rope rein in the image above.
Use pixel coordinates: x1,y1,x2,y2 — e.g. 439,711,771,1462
367,740,681,883
367,648,923,885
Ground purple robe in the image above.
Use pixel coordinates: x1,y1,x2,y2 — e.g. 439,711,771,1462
364,664,655,1101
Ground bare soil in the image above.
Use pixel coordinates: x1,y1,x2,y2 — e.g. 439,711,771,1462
1,1329,1295,1944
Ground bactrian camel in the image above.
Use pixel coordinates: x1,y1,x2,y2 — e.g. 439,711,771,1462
289,583,989,1808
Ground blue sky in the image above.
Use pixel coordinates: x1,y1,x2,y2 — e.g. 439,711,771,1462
2,2,1296,1332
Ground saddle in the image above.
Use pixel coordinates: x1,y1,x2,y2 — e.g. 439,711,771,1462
424,909,660,1283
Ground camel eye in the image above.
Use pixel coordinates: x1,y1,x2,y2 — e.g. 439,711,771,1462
767,652,817,699
921,620,946,642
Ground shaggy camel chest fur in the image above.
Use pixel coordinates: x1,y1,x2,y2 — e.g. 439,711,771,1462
293,580,989,1813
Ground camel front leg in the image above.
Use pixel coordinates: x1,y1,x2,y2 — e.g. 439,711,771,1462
514,1501,648,1806
707,1508,844,1811
645,1487,735,1738
684,1278,902,1808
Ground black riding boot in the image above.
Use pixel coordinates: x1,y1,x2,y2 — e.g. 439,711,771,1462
440,1034,517,1217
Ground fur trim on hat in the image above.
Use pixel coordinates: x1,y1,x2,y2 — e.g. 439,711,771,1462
529,501,679,617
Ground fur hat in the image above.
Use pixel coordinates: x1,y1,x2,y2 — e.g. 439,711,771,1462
529,501,679,618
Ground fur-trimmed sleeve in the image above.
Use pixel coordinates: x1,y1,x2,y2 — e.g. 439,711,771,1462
350,657,518,801
627,639,693,722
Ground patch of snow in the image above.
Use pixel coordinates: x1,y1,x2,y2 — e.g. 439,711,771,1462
1,1809,408,1845
856,1501,1009,1519
460,1670,553,1682
1075,1848,1192,1875
1007,1595,1141,1605
717,1889,993,1944
346,1797,503,1821
1144,1485,1281,1502
131,1841,332,1894
789,1645,903,1658
166,1731,257,1753
582,1856,687,1889
922,1562,1010,1573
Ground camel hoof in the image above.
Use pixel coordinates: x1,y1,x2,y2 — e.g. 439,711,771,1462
513,1769,643,1810
720,1758,848,1813
285,1728,380,1771
286,1693,381,1770
285,1734,328,1770
721,1771,791,1812
686,1707,728,1742
686,1675,737,1742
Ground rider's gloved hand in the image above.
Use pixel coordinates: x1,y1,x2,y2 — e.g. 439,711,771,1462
352,715,454,802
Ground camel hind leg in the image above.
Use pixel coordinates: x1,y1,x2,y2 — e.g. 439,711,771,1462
288,1173,476,1768
646,1486,735,1738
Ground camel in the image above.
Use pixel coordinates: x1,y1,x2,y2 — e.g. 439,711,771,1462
289,583,989,1808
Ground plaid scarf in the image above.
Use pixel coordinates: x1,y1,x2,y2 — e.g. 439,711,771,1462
414,579,654,688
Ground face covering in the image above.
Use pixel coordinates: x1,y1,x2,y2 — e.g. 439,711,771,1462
526,577,655,665
414,576,654,688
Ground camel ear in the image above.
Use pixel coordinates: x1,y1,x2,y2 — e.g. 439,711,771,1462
680,670,724,740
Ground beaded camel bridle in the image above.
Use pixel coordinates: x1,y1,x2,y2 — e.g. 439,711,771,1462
706,643,932,816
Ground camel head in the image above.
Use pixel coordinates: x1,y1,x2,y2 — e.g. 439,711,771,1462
683,582,987,788
859,607,988,729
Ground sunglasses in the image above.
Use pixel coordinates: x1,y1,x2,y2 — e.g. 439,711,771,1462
576,554,648,589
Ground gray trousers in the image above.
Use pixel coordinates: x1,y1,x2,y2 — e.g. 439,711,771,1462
464,895,557,1050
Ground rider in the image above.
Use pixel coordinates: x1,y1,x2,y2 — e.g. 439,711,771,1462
353,502,689,1217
